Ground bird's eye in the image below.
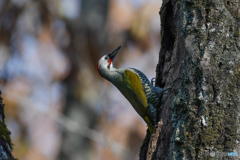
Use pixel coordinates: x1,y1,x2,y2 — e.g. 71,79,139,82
104,56,108,60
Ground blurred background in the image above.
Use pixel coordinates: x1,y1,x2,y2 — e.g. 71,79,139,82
0,0,162,160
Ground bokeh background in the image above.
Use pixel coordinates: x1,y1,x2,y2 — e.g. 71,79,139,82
0,0,162,160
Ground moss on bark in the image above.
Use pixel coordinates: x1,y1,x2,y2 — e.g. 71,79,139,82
0,93,15,160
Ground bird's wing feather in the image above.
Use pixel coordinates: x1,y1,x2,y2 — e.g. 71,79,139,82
123,69,148,108
129,68,151,86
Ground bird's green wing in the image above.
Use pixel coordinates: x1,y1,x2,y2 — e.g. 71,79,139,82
123,69,155,132
123,69,148,108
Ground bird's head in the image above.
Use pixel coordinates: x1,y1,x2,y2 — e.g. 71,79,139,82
97,46,121,76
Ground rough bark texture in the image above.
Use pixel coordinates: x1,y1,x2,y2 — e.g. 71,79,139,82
0,93,14,160
140,0,240,159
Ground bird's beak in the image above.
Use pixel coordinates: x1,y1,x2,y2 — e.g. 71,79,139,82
108,46,121,60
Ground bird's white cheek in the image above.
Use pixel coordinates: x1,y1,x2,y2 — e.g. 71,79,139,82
109,63,114,71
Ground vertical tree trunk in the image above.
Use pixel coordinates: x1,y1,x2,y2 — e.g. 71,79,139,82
140,0,240,159
0,93,15,160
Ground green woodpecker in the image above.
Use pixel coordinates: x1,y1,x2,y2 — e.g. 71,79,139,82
97,46,167,132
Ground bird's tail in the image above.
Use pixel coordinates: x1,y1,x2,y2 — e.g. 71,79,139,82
143,115,155,133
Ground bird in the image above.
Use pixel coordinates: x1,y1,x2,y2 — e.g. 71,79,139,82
97,46,167,132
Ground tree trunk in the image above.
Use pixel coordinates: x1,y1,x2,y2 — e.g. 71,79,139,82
0,93,15,160
140,0,240,159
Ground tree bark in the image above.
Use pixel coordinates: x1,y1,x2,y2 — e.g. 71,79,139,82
0,92,15,160
140,0,240,159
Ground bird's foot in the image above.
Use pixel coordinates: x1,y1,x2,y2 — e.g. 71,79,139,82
153,87,171,96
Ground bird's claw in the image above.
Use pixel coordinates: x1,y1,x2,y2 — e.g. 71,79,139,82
151,77,156,86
